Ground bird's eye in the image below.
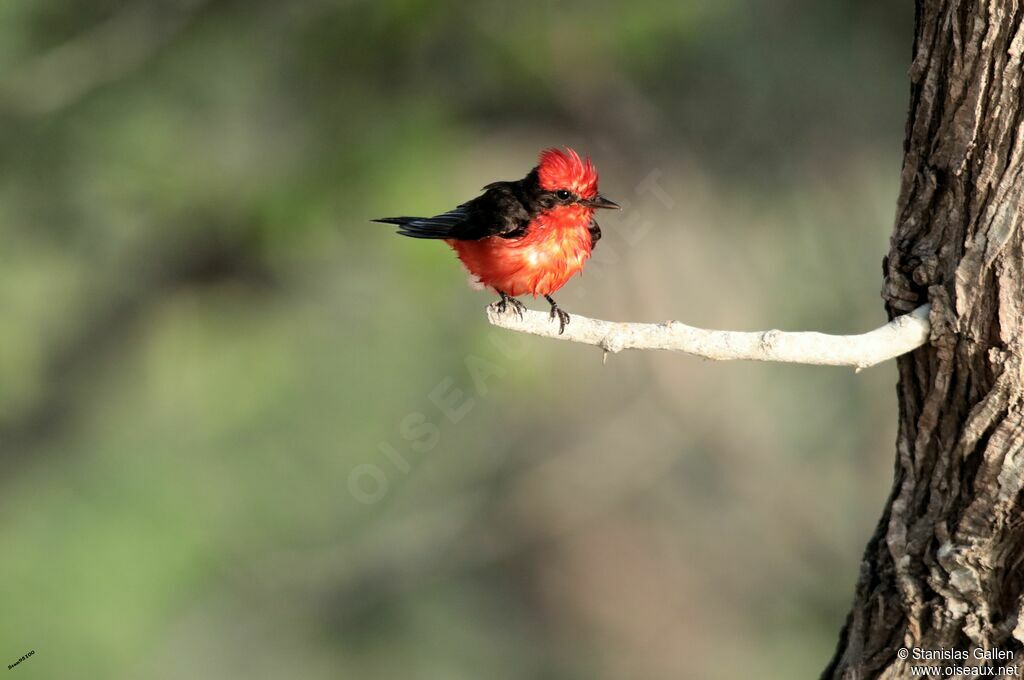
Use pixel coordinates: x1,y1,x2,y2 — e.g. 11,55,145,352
556,190,572,201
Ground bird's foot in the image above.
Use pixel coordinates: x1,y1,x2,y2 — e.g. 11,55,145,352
493,291,526,319
544,295,570,335
552,307,570,334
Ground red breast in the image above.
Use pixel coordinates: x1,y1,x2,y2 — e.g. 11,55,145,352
448,204,594,297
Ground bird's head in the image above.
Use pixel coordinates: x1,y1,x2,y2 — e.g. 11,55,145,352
536,147,619,211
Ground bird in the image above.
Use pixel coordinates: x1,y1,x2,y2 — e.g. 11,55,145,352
373,147,619,334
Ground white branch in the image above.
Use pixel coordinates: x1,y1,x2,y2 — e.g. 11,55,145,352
486,303,931,369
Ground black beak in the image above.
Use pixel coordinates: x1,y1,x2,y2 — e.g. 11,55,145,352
583,194,620,210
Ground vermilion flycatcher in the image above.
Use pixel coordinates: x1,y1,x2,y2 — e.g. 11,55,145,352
374,147,619,333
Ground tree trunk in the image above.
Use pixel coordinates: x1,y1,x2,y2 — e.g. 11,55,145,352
824,1,1024,677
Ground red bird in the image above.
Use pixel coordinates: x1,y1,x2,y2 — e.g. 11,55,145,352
374,147,619,333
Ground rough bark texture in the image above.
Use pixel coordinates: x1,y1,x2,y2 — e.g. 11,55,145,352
825,1,1024,678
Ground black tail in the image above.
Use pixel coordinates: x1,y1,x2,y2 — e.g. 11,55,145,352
371,207,469,240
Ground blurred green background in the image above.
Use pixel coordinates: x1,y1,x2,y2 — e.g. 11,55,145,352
0,1,913,678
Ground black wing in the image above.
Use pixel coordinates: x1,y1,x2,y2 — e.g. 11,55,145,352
588,218,601,249
373,180,533,240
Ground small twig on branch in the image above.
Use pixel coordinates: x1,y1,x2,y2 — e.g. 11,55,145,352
486,303,931,369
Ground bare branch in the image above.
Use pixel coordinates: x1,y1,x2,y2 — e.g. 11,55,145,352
486,303,931,369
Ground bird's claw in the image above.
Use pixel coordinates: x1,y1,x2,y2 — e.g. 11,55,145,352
543,295,570,334
494,293,526,319
550,307,570,335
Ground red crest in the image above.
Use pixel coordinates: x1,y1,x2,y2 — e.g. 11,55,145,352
537,147,599,198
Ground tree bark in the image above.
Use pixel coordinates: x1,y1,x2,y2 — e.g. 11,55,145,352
825,1,1024,678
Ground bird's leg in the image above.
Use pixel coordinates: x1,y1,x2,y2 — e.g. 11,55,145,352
544,295,570,335
493,290,526,318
